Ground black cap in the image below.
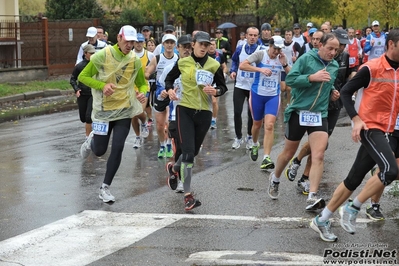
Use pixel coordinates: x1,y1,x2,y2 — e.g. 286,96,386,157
293,23,300,29
178,34,192,45
164,25,175,32
194,31,211,43
261,23,272,31
274,28,281,32
142,26,150,32
333,29,350,45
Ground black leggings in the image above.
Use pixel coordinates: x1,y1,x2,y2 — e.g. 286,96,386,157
168,120,181,162
92,118,131,186
176,106,212,163
233,87,253,139
77,95,93,124
344,129,398,191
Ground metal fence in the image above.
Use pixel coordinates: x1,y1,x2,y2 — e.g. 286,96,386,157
0,16,100,76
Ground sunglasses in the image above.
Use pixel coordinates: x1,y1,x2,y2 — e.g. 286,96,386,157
216,32,222,34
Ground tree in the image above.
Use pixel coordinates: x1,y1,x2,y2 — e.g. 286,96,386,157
258,0,337,25
19,0,45,16
45,0,105,19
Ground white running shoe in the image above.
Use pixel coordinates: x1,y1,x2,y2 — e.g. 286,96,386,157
133,137,141,149
141,123,149,138
99,185,115,202
232,137,244,149
80,131,93,159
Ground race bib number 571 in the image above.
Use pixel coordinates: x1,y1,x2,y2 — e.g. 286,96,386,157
299,111,322,126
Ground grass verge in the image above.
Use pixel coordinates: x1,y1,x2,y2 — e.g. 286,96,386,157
0,80,71,98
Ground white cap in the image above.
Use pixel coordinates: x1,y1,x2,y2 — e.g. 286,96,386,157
372,20,379,26
119,25,138,41
86,27,97,38
162,34,177,43
307,22,313,27
271,35,284,48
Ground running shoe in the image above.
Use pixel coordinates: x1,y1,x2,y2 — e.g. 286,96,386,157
184,193,201,211
133,137,141,149
297,178,310,195
285,157,300,181
175,179,184,193
339,202,359,234
80,131,93,159
232,137,244,149
165,144,174,158
267,172,280,199
99,185,115,203
250,143,259,161
158,147,166,158
260,156,275,170
305,194,326,211
310,216,338,242
245,136,254,150
141,123,149,138
166,162,178,190
210,119,217,129
365,204,384,220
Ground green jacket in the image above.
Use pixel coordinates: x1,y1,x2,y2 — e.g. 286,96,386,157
284,49,338,123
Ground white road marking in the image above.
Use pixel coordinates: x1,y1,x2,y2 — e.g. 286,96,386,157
0,211,379,265
187,251,323,265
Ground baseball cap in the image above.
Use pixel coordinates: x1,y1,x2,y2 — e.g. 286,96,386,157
178,34,192,45
356,29,361,35
309,27,318,35
261,23,272,31
270,35,284,49
274,28,281,32
142,26,150,32
86,27,97,38
307,22,313,27
119,25,138,41
164,25,175,32
162,33,177,43
137,33,145,42
83,44,96,54
293,23,300,29
333,29,350,45
194,31,211,43
372,20,379,26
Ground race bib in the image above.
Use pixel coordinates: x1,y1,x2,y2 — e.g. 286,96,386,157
299,111,322,126
374,48,384,57
196,69,214,86
349,57,356,65
395,115,399,130
261,78,277,89
92,121,109,135
240,71,254,79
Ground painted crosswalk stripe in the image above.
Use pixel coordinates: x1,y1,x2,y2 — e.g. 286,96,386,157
0,210,378,265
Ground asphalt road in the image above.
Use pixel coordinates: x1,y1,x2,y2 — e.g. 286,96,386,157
0,82,398,266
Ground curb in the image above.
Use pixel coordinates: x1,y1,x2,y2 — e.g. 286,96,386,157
0,90,73,105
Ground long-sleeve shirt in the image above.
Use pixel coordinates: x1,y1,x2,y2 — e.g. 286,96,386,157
230,43,261,74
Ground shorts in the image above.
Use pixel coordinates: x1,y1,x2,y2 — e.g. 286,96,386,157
153,97,170,112
250,92,280,121
285,111,328,141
